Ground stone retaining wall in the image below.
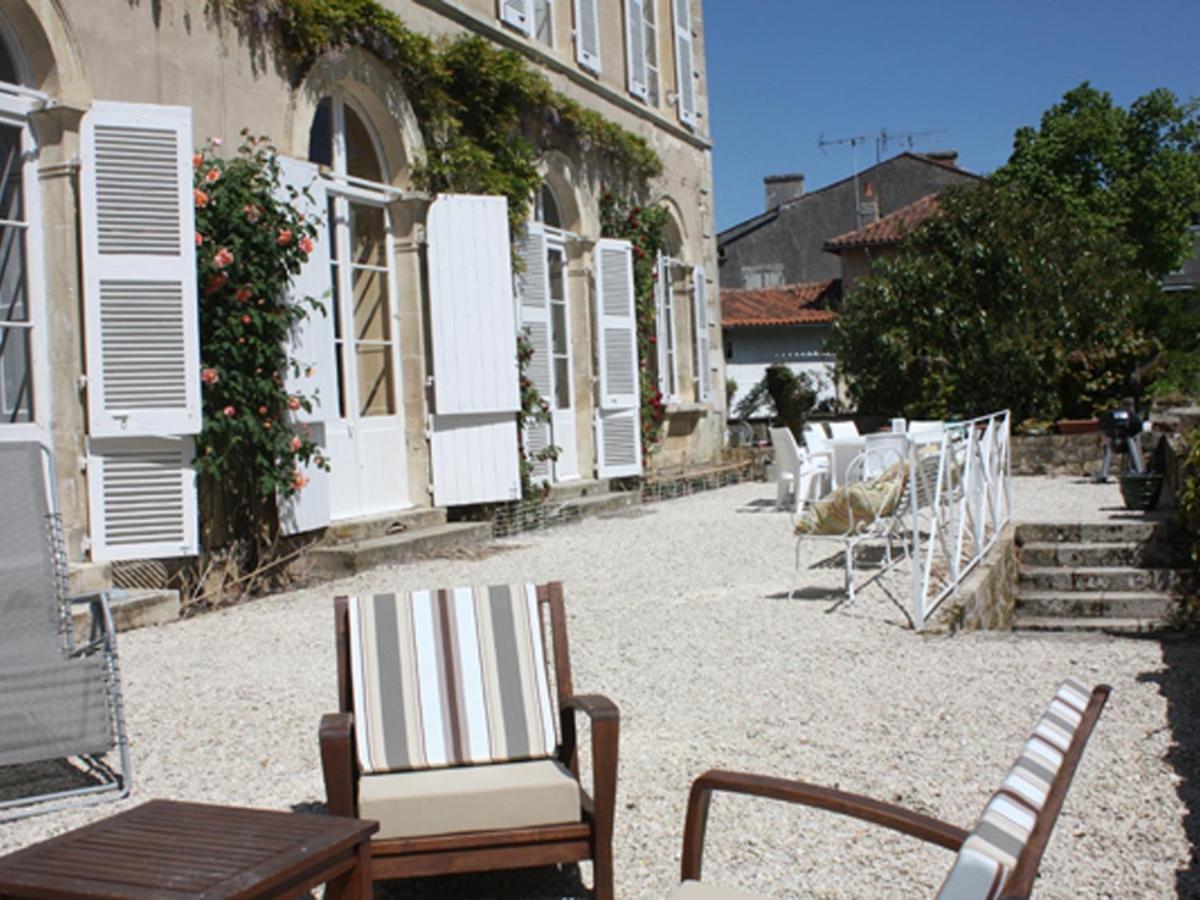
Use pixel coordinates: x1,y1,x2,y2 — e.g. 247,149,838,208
934,524,1019,632
1011,432,1108,476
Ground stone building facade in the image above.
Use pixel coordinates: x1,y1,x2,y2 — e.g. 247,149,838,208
0,0,723,571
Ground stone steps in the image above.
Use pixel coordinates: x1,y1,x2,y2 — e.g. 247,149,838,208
1012,520,1191,634
70,588,180,642
306,522,495,576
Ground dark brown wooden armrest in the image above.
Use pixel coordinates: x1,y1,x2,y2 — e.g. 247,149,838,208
680,769,968,882
560,694,619,857
320,711,356,818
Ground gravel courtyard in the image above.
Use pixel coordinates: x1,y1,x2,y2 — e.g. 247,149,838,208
2,477,1197,898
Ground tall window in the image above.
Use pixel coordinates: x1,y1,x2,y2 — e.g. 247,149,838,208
534,0,554,47
642,1,659,106
308,97,397,422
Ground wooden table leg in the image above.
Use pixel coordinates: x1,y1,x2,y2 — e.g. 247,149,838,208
325,839,372,900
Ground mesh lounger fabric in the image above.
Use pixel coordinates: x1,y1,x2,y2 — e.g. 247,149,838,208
936,677,1091,899
0,657,114,766
348,585,558,774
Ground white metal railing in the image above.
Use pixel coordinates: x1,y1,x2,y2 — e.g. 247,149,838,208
908,410,1012,630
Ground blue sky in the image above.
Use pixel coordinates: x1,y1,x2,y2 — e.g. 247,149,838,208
705,2,1200,231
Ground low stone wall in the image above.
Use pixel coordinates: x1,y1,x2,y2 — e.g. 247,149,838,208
933,524,1019,632
1011,432,1107,476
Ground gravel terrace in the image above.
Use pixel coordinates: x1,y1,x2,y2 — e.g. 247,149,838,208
1,476,1196,898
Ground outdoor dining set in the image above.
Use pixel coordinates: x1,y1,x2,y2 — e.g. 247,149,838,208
0,438,1108,899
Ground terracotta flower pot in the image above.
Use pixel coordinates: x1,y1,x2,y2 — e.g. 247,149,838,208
1054,418,1100,435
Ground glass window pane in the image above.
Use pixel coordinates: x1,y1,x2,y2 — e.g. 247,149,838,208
551,302,567,355
352,267,390,341
548,250,564,299
350,205,386,267
308,98,333,169
554,357,570,410
343,105,383,183
535,0,553,45
0,125,23,224
539,184,562,228
0,225,26,322
0,325,32,423
355,346,396,417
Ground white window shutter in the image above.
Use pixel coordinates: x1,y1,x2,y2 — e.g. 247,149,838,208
274,157,337,535
574,0,602,73
500,0,533,35
80,101,200,438
426,195,521,505
87,437,198,560
593,238,642,478
692,265,711,402
672,0,697,126
518,223,553,485
625,0,648,100
655,254,678,402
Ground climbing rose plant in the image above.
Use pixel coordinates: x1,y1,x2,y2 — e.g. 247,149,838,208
600,192,669,456
192,131,327,542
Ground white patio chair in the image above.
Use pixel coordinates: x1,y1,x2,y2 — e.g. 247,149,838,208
769,427,830,512
907,420,945,435
862,432,911,480
792,445,908,605
827,420,860,439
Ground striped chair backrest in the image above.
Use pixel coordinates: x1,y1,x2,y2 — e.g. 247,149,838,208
347,585,559,775
936,677,1096,899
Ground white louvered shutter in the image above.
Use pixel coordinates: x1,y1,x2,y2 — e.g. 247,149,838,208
625,0,649,100
80,101,200,438
87,437,198,560
500,0,533,35
655,254,678,401
672,0,697,126
594,239,642,478
692,265,712,402
518,223,553,485
426,195,522,506
274,157,337,535
574,0,602,73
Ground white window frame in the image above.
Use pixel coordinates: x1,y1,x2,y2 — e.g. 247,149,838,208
499,0,534,36
0,88,47,442
643,0,660,106
656,253,679,403
624,0,648,101
533,0,555,47
573,0,601,74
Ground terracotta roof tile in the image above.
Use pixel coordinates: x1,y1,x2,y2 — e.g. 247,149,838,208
721,280,840,328
824,193,941,251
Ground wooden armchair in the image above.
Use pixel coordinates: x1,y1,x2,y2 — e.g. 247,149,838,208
672,680,1109,899
320,582,618,898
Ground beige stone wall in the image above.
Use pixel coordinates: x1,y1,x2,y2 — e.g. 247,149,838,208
7,0,722,560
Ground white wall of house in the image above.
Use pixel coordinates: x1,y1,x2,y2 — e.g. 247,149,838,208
723,324,836,415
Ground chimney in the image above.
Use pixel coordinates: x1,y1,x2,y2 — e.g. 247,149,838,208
764,173,805,209
922,150,959,167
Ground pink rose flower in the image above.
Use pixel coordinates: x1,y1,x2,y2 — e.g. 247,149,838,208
193,189,209,208
241,314,251,324
287,396,301,411
258,405,268,415
204,167,220,184
195,232,204,247
201,367,219,385
204,273,227,295
243,204,261,224
298,236,315,255
276,228,293,247
210,136,223,147
263,420,272,430
235,287,252,302
222,405,236,417
213,247,234,269
292,470,310,490
290,435,303,451
192,153,203,170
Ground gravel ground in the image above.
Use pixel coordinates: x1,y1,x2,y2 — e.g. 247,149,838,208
1,477,1196,898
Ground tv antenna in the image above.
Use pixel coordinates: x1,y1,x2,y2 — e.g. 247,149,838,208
816,127,947,227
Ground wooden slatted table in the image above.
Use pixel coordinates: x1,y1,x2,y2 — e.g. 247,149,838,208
0,799,378,899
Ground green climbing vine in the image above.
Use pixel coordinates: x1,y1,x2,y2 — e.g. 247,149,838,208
600,193,670,456
210,0,662,234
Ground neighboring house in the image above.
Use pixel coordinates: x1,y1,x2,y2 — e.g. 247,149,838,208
823,192,944,293
0,0,722,575
721,281,840,413
718,151,980,289
1163,224,1200,293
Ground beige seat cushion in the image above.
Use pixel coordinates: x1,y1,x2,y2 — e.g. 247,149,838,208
670,881,769,900
359,758,581,839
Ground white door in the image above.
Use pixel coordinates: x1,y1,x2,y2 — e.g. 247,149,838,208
325,191,408,518
546,241,578,479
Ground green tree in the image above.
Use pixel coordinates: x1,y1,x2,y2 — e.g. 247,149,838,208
831,184,1158,422
995,83,1200,277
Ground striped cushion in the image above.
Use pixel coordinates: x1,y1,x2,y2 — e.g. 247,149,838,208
936,678,1091,899
348,585,559,775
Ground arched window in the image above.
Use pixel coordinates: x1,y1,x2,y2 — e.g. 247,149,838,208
306,93,408,516
0,27,41,434
534,183,562,229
